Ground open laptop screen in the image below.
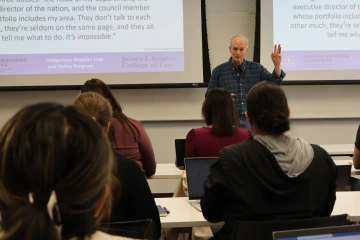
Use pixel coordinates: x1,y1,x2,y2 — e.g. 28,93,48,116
185,157,218,200
273,225,360,240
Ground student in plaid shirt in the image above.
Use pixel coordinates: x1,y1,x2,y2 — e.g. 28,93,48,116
206,35,286,132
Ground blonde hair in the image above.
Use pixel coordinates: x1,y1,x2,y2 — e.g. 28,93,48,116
73,92,121,204
81,79,139,145
73,92,113,128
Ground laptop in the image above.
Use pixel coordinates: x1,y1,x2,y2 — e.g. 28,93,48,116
185,157,218,212
175,139,186,170
273,225,360,240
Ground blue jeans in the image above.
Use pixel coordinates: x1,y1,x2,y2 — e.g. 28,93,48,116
240,118,254,136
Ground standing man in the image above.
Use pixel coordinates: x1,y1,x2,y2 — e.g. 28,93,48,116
206,35,285,131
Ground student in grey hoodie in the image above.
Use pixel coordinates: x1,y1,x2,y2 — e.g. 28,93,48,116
201,81,337,240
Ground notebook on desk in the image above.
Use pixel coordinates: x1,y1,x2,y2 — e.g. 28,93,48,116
185,157,218,212
273,225,360,240
175,139,186,170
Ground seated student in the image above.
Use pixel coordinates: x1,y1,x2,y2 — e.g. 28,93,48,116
353,125,360,169
201,82,337,240
178,87,252,197
73,92,161,237
185,87,252,158
0,103,133,240
80,78,156,177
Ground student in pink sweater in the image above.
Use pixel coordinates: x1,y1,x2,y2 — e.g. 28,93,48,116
81,78,156,177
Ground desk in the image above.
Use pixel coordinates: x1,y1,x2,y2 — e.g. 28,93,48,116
148,160,360,194
321,144,354,156
156,192,360,229
332,192,360,222
150,164,183,179
148,164,183,194
155,197,223,228
333,160,360,176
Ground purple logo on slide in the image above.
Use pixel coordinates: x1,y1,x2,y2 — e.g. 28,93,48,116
0,58,27,73
0,58,27,63
282,55,295,68
285,56,294,63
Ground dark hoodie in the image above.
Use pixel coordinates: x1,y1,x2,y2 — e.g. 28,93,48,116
200,138,337,240
110,153,161,238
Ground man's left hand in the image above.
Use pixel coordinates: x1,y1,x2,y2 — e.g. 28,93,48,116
271,44,282,67
272,44,282,77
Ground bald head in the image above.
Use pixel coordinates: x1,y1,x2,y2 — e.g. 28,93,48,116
230,35,249,48
229,35,249,66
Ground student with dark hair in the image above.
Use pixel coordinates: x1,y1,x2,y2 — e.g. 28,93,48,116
81,78,156,177
73,92,161,237
0,103,133,240
201,82,337,240
185,87,252,158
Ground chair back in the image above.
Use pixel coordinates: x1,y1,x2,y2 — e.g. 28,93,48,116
102,219,158,240
175,139,186,168
336,165,352,191
231,214,348,240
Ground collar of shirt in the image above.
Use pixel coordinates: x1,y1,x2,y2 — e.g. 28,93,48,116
228,57,247,72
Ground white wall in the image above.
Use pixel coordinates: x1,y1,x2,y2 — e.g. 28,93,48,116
0,0,359,164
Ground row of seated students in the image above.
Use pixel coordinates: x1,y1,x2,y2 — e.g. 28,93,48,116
169,82,338,240
0,78,347,240
200,82,337,240
0,79,163,239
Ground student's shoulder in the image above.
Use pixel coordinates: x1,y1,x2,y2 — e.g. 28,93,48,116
127,117,142,126
113,117,142,128
111,117,121,126
114,153,143,172
217,140,259,169
128,118,148,132
220,138,256,156
311,144,331,158
310,144,335,166
234,127,252,137
187,127,211,137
